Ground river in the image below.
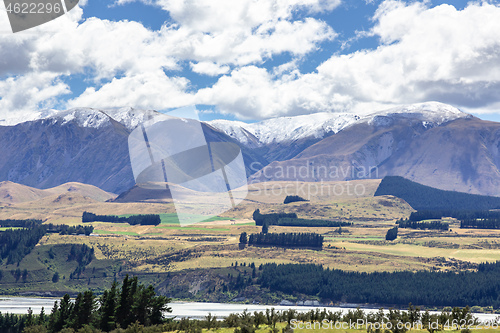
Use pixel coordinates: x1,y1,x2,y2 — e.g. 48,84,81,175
0,297,498,322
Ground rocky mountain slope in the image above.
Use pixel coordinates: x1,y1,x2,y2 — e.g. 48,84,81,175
0,108,264,194
245,106,500,196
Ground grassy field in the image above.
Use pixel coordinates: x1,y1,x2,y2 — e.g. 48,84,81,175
2,181,500,296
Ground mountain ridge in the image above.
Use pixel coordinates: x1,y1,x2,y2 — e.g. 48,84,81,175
0,101,496,197
207,102,469,147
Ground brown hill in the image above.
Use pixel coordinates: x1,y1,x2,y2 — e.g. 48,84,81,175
0,181,116,205
0,181,47,204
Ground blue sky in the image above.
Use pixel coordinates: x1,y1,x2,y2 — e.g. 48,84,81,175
1,0,500,123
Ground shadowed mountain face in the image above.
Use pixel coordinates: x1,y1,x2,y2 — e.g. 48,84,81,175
0,116,134,194
376,117,500,196
0,109,266,195
3,104,500,197
249,116,500,196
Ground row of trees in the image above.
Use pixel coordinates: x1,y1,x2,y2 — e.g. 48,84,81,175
461,218,500,229
47,224,94,236
409,210,500,222
4,304,479,333
274,217,351,228
1,275,172,333
252,209,349,228
0,226,47,265
408,210,500,230
0,223,95,265
82,212,161,226
241,232,323,249
396,219,449,231
258,261,500,307
0,219,42,228
252,209,297,226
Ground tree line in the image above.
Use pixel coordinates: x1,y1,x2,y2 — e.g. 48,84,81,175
409,210,500,222
408,210,500,230
0,275,171,333
460,218,500,229
275,217,351,228
0,226,47,265
47,224,94,236
258,261,500,308
1,286,482,333
0,224,94,265
0,219,42,228
253,209,350,228
241,232,323,249
396,219,449,231
252,209,297,226
82,212,161,226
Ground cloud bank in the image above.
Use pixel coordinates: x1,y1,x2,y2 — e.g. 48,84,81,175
0,0,500,120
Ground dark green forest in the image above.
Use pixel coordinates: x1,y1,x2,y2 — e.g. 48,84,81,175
409,210,500,222
252,209,349,228
0,275,170,333
258,262,500,308
245,232,323,248
375,176,500,211
0,219,43,228
0,293,481,333
408,210,500,229
0,224,94,265
396,219,449,231
252,209,297,226
82,212,160,226
275,218,351,228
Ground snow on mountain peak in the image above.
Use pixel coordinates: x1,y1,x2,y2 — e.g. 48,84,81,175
48,108,112,128
366,102,468,125
208,102,470,146
208,112,361,146
102,107,161,130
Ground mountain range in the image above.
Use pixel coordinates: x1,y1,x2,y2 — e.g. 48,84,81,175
1,102,500,196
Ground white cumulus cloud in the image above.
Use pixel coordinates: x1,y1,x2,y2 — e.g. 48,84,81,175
195,1,500,118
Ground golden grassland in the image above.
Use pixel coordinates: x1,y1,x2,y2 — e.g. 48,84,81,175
3,179,500,282
33,214,500,275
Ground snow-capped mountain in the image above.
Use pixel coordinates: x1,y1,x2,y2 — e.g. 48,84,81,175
365,102,469,127
3,101,500,196
208,102,469,147
44,107,161,130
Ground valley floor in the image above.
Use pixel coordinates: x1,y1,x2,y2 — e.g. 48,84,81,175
2,180,500,310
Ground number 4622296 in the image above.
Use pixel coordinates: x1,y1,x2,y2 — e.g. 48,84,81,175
5,2,62,14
